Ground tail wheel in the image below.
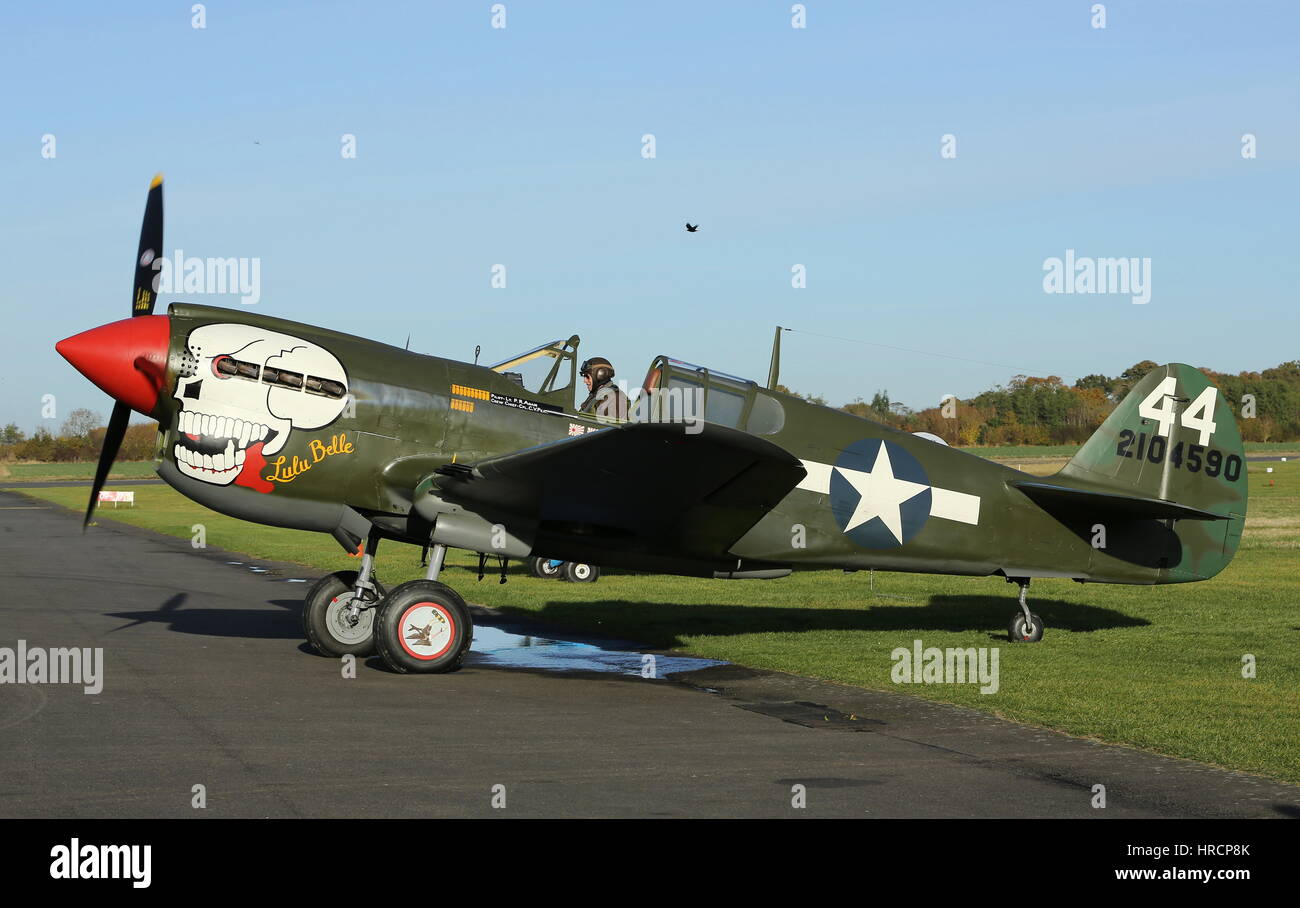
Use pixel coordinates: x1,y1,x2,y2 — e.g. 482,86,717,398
530,557,563,579
1009,612,1044,643
562,562,600,583
374,580,473,674
303,571,387,657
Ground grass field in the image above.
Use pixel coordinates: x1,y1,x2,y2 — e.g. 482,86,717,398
0,461,156,482
967,441,1298,459
15,460,1300,784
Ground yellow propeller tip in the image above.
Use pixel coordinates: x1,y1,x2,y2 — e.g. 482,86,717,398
150,173,164,188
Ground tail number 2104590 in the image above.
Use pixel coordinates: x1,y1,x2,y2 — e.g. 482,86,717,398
1115,431,1241,481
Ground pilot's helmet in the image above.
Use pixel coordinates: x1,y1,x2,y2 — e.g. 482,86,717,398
580,357,615,384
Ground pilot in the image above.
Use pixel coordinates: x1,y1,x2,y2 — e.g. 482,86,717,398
578,357,629,422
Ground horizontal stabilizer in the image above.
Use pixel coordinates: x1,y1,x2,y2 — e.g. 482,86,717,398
1010,480,1230,522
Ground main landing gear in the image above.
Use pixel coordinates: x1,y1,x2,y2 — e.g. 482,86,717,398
1007,578,1044,643
302,569,388,657
303,530,474,673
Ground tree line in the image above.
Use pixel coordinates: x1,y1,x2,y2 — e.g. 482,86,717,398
0,409,157,462
815,360,1300,445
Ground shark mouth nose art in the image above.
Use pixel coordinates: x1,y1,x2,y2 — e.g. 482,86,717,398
173,411,279,480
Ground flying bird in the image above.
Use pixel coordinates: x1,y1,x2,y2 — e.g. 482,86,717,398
685,223,698,232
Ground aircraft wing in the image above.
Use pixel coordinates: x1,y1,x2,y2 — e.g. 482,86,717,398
429,421,806,568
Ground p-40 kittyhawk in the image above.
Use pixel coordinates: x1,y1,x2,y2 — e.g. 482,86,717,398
57,177,1247,673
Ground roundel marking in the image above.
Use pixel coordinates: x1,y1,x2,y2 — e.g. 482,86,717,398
828,438,932,549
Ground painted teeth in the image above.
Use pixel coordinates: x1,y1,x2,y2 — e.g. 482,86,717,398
173,440,240,473
177,414,272,447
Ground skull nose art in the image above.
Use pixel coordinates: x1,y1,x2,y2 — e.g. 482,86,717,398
55,315,170,416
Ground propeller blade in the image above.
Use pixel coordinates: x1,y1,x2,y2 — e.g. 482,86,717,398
84,402,131,529
131,174,164,317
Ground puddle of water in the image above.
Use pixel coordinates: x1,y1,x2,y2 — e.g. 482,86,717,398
468,625,725,677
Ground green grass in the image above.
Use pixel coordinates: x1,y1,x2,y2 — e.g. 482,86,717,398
1241,441,1300,453
0,461,156,482
963,442,1298,459
17,461,1300,784
960,444,1085,458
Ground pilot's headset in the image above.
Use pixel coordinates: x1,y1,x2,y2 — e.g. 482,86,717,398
580,357,615,387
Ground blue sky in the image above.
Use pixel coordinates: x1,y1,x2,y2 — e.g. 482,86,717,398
3,0,1298,431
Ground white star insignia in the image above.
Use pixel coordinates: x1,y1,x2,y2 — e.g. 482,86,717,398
835,444,931,544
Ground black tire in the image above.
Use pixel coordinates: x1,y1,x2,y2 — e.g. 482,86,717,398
562,562,600,583
530,557,563,579
1008,612,1044,643
374,580,473,674
303,571,387,657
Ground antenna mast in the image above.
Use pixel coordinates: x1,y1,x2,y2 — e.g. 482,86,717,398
766,326,787,389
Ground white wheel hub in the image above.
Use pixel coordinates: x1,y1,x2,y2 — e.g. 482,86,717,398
397,603,456,661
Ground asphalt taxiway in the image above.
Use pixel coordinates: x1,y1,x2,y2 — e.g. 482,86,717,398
2,489,1297,818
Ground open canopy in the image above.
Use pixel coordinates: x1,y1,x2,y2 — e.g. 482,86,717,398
489,335,581,405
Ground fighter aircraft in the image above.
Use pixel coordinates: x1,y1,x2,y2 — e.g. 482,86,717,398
56,177,1248,673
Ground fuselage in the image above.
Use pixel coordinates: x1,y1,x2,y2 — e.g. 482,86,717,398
70,303,1238,587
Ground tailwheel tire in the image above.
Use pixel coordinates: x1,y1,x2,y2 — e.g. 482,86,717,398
303,571,388,658
530,557,563,579
1009,612,1044,643
562,562,600,583
374,580,473,674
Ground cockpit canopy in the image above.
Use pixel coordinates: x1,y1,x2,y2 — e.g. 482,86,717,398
638,356,785,435
490,336,580,407
486,340,785,434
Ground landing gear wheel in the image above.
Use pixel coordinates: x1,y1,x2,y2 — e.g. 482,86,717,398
303,571,388,657
530,557,563,579
1008,612,1044,643
562,562,600,583
374,580,473,674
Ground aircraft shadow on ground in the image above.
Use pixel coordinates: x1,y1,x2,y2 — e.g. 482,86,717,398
102,592,1148,646
513,594,1150,648
104,593,304,639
